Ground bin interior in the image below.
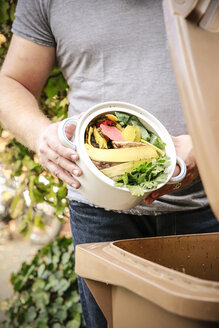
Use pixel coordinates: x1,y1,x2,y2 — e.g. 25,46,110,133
113,233,219,282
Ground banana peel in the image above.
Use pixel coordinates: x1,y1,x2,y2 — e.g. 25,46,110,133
85,143,158,162
105,114,118,122
93,126,108,149
101,159,150,178
88,126,93,145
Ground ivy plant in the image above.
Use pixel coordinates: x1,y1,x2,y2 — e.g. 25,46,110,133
2,237,85,328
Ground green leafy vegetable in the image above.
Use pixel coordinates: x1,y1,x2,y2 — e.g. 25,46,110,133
114,111,130,125
114,156,171,196
149,133,166,150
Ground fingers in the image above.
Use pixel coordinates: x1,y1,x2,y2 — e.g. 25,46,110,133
145,166,199,205
46,160,80,188
65,124,76,140
37,121,82,188
45,132,79,162
172,164,180,177
40,145,81,176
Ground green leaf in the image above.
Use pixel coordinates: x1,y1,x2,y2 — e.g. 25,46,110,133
37,263,45,277
26,208,33,222
0,0,10,24
44,72,67,98
33,188,45,203
59,97,69,108
115,156,171,194
56,279,70,294
28,175,36,203
114,111,130,125
13,276,23,292
54,297,63,305
32,278,46,292
13,159,22,172
23,155,37,170
127,185,145,196
32,290,49,310
34,215,45,230
66,319,81,328
18,218,33,237
20,291,30,304
10,196,25,219
52,324,63,328
27,306,37,322
61,252,71,264
10,3,15,21
57,185,67,198
65,291,80,308
55,308,67,322
71,303,82,314
45,274,59,291
149,133,166,150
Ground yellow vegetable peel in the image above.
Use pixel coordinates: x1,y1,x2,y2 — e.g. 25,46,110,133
122,125,141,142
100,159,151,178
93,126,108,149
85,143,158,162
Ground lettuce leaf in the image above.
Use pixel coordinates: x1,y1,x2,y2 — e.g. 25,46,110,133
114,112,130,126
149,133,166,150
114,156,171,196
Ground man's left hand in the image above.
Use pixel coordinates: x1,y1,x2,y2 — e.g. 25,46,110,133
144,135,199,205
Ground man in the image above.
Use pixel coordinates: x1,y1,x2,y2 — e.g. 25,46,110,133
0,1,218,327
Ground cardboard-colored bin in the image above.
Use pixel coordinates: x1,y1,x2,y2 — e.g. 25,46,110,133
76,233,219,328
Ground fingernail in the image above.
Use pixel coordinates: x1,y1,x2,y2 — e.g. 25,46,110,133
73,170,80,176
71,155,78,161
72,183,78,189
145,199,152,205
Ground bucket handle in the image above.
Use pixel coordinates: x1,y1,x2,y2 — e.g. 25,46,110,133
168,156,187,184
58,117,79,151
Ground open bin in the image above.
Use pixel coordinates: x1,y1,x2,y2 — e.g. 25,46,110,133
76,233,219,328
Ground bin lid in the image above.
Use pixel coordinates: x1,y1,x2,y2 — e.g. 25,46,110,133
76,233,219,322
163,0,219,220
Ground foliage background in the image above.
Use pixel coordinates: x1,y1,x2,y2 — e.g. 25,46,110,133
2,237,84,328
0,0,69,236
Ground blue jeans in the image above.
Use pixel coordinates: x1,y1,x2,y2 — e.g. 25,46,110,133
69,201,219,328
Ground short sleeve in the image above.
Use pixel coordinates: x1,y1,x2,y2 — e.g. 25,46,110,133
12,0,56,47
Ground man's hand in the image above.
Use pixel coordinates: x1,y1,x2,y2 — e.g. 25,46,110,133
37,120,82,188
145,135,199,204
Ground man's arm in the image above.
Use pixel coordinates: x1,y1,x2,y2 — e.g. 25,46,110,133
0,35,81,188
0,34,54,150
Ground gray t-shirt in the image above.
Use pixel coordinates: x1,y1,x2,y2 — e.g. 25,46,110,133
12,0,208,215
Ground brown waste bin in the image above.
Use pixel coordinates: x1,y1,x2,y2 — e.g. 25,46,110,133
76,233,219,328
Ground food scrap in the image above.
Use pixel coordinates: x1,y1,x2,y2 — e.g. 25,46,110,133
84,111,170,196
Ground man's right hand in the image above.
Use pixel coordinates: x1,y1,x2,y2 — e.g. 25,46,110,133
37,121,81,188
